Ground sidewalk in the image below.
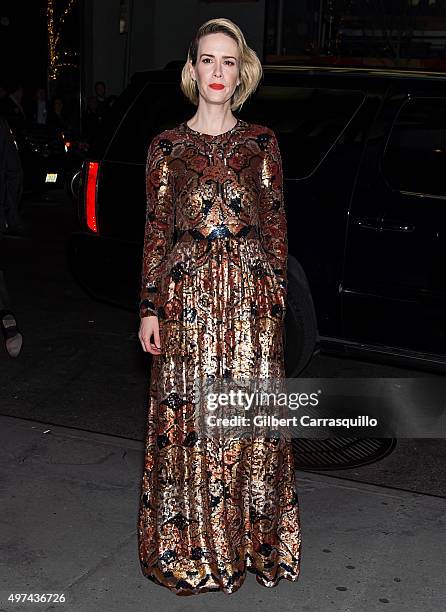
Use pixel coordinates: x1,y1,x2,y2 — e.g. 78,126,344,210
0,414,444,612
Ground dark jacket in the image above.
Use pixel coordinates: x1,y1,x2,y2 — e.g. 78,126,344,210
0,117,23,234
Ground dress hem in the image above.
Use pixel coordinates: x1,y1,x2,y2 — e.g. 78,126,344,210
139,556,301,597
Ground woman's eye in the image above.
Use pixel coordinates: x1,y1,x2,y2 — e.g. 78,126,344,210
201,58,235,65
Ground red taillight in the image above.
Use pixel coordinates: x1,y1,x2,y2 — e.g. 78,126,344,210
85,161,99,233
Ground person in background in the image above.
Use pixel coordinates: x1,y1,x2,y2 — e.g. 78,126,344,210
46,97,71,132
3,84,26,144
0,117,24,237
0,117,23,357
27,87,49,126
94,81,111,120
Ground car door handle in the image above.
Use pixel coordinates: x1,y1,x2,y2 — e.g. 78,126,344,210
352,216,381,230
381,219,415,232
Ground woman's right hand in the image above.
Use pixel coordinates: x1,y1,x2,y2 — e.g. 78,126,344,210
138,316,162,355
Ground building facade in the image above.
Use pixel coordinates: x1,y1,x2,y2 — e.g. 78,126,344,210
83,0,267,98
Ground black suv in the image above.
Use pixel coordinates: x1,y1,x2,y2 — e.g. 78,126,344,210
69,64,446,376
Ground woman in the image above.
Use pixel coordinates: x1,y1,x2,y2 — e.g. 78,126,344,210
138,18,301,596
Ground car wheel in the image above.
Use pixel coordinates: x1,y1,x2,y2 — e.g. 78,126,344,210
283,276,318,377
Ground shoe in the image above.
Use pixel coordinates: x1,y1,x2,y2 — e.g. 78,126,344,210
0,309,23,357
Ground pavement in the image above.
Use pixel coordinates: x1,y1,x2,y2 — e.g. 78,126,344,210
1,413,445,612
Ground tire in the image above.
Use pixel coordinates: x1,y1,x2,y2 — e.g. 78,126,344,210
283,265,318,377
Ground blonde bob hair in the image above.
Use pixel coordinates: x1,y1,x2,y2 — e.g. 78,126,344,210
180,18,263,112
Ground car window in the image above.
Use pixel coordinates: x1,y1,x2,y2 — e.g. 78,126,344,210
382,97,446,197
239,85,365,178
84,77,148,157
105,82,194,163
105,78,365,178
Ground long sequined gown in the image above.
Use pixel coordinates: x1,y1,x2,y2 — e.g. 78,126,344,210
137,118,301,595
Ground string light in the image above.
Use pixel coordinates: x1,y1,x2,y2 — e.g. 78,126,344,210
47,0,78,80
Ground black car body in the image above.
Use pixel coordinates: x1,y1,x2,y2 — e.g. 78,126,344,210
19,124,68,193
69,65,446,375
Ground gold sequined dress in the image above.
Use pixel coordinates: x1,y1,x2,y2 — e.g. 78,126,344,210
138,118,301,595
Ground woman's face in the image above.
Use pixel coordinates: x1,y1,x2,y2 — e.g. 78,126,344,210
189,33,240,106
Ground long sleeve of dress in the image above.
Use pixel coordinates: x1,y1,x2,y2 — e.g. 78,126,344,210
139,135,175,318
258,129,288,298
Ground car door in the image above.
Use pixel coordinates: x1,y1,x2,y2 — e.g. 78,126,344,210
342,80,446,356
239,72,382,338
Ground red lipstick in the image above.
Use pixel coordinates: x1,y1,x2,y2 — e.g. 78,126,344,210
209,83,225,90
